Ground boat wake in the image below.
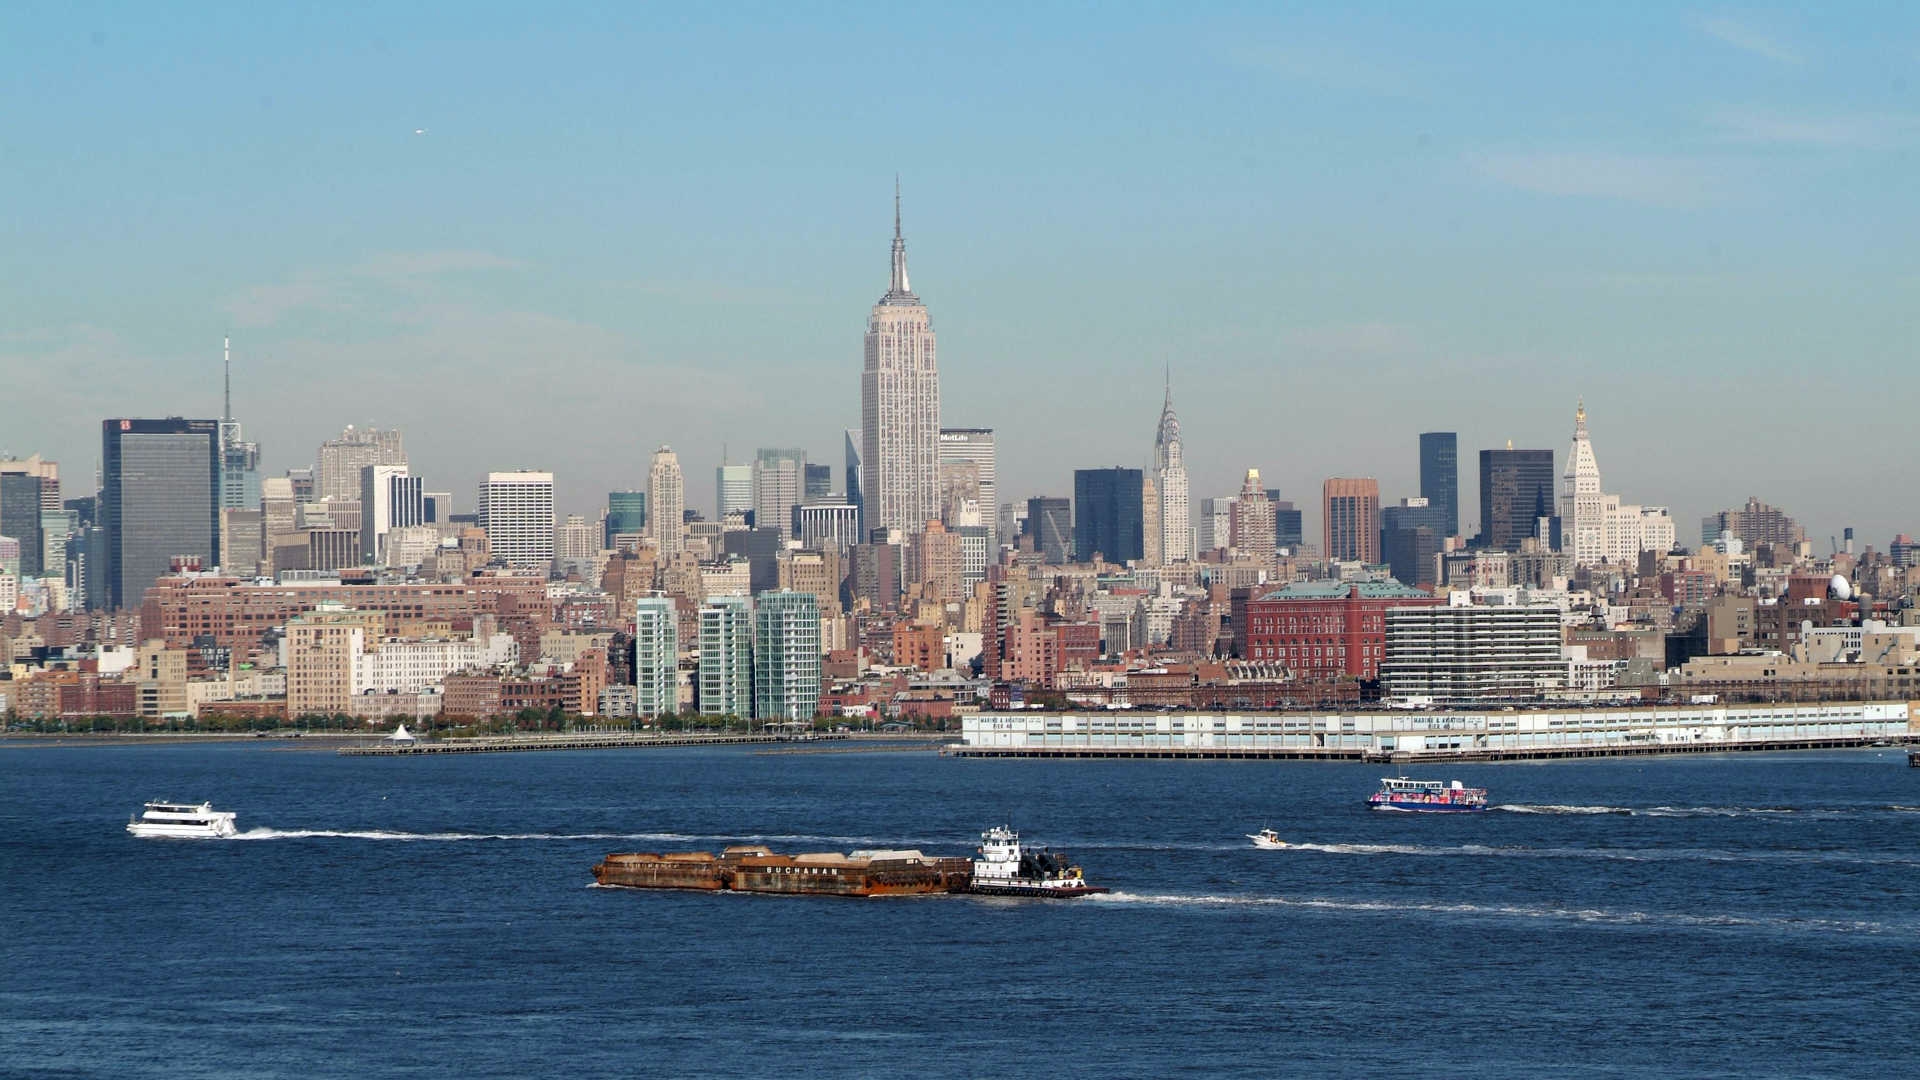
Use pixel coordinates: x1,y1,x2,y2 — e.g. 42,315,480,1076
1498,803,1837,818
230,828,708,843
1495,803,1634,815
1281,840,1920,867
1087,891,1902,936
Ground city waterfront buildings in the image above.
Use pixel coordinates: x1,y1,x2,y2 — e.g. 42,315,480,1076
1240,580,1443,682
1380,600,1566,703
861,185,941,537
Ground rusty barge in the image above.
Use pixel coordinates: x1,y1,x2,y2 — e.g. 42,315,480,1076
592,845,974,897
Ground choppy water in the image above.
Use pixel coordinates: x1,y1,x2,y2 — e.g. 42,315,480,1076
4,742,1919,1077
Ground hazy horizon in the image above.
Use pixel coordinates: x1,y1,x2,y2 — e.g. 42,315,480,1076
6,4,1915,549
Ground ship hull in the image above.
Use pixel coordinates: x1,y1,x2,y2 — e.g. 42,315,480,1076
1367,800,1485,813
592,850,972,897
968,882,1109,898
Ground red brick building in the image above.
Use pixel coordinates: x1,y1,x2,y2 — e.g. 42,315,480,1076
1241,581,1443,681
892,623,945,672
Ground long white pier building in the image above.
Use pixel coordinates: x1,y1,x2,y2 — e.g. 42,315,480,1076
950,701,1919,762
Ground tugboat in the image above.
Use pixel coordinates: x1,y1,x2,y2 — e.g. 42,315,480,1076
967,826,1107,897
1246,827,1291,849
1367,777,1488,813
127,801,240,839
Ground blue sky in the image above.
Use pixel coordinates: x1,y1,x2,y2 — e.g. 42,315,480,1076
3,3,1916,546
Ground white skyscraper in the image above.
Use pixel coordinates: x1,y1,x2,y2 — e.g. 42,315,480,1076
1559,401,1674,567
359,463,422,563
633,595,679,718
753,448,806,541
477,471,555,569
716,462,752,521
1153,372,1191,563
649,446,685,557
861,182,941,537
939,428,996,551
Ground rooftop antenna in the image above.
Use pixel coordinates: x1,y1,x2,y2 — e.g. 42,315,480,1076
222,335,232,422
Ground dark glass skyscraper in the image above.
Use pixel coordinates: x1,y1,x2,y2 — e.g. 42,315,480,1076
1419,432,1458,538
0,473,45,578
1024,497,1071,564
1478,448,1557,552
1073,468,1144,564
102,417,221,609
1381,500,1451,587
605,490,647,547
803,463,834,502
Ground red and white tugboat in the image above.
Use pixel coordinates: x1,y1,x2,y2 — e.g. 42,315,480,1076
967,826,1108,898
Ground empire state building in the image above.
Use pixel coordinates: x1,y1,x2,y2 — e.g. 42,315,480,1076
861,183,941,536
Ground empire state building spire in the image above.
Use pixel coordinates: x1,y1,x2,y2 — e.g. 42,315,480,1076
886,175,914,300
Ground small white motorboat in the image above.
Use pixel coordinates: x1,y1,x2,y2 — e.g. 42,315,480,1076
1247,827,1290,849
127,801,239,839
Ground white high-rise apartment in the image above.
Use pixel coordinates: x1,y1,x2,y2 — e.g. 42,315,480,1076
649,446,685,557
938,428,996,551
555,514,596,562
1152,375,1191,563
477,470,555,570
753,448,806,541
698,594,752,718
633,595,678,717
1559,402,1675,567
861,184,941,537
753,590,822,723
716,463,752,521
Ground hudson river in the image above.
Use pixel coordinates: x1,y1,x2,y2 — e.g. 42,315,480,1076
5,742,1919,1077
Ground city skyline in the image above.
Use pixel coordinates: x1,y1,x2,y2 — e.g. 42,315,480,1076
5,6,1917,545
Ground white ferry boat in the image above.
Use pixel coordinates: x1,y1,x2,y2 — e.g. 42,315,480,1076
127,801,239,839
1367,777,1488,813
1247,827,1291,849
967,826,1107,897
